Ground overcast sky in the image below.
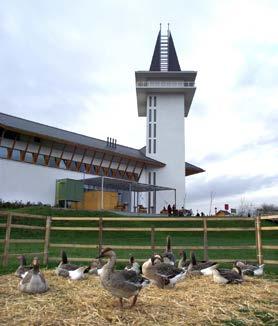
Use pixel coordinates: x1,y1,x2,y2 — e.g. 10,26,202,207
0,0,277,214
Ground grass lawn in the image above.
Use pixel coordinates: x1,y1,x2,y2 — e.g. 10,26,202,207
0,206,277,276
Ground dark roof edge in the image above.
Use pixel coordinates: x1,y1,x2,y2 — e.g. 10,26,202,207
0,112,165,167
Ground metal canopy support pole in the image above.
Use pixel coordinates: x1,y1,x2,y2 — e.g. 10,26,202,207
101,176,104,210
133,191,136,213
174,189,176,207
136,192,139,213
129,184,132,213
154,189,156,214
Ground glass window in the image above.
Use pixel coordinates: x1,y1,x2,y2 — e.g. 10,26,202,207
154,96,157,107
25,152,33,163
149,109,152,122
153,172,156,185
59,159,66,169
154,109,156,122
37,154,45,165
11,149,20,161
49,156,56,168
80,163,86,173
148,124,152,138
0,147,7,158
153,124,156,138
148,139,152,153
149,96,152,107
153,139,156,154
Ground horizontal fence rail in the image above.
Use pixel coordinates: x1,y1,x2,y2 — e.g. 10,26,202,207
0,212,277,267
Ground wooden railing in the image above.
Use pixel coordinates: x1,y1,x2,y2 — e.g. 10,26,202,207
0,211,277,267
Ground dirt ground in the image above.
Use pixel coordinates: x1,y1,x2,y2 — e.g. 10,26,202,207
0,270,277,325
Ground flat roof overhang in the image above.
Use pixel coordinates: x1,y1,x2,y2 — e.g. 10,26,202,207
82,176,175,192
135,70,197,117
185,162,205,176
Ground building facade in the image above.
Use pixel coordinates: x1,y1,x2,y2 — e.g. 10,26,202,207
0,28,203,213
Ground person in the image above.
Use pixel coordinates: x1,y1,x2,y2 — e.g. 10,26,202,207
201,212,205,216
172,204,177,216
167,204,172,216
196,210,200,217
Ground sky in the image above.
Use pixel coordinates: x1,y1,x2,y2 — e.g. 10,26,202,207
0,0,277,214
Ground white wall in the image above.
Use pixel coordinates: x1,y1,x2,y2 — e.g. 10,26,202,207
0,159,94,205
145,94,186,212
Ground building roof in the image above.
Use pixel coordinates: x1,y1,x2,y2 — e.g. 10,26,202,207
0,112,165,167
139,147,204,176
185,162,205,176
150,29,181,71
82,176,175,192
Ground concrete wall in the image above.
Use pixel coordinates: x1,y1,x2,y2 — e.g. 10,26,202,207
0,158,94,205
145,93,185,212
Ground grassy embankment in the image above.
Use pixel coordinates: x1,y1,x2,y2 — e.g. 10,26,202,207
0,206,277,276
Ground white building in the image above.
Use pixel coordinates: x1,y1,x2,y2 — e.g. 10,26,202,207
0,28,203,213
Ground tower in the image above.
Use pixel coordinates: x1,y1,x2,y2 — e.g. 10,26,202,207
135,25,197,212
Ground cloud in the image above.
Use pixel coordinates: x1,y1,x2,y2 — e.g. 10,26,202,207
187,174,278,203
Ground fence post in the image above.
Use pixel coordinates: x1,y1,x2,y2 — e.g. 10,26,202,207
203,217,208,261
98,217,103,254
255,215,263,265
3,213,12,267
43,216,52,266
151,227,155,252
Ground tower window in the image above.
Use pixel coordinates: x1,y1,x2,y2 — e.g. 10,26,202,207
154,96,157,107
154,109,156,122
153,172,156,185
148,172,151,184
148,124,152,138
149,96,152,107
149,109,152,122
153,139,156,154
148,139,152,153
153,124,156,138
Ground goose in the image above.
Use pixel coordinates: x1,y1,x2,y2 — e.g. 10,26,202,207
187,252,218,276
15,255,33,278
178,250,190,269
55,250,79,277
88,258,105,276
162,235,176,265
96,248,150,308
142,254,186,289
235,261,264,276
212,266,243,284
124,255,141,275
19,257,49,294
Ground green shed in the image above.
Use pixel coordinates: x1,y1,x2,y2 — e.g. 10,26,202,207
55,179,84,205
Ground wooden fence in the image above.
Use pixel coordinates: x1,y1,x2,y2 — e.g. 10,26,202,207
0,211,277,267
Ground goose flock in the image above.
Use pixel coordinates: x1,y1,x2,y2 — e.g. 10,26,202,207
14,236,265,308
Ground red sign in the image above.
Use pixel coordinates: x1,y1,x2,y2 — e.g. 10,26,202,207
224,204,229,211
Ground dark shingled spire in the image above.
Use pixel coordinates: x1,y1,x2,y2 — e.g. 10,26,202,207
149,27,181,71
168,32,181,71
149,30,161,71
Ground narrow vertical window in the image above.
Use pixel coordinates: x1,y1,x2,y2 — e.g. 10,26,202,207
153,124,156,138
149,96,152,107
153,172,156,185
148,172,152,184
149,109,152,122
148,124,152,138
154,109,156,122
154,96,156,107
148,139,152,153
153,139,156,154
